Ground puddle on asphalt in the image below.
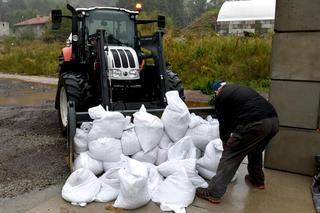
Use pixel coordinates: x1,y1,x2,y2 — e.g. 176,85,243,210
0,78,210,107
0,78,56,106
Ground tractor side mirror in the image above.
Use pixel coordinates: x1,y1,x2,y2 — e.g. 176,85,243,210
158,15,165,29
51,9,62,30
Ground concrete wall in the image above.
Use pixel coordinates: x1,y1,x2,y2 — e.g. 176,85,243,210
265,0,320,176
216,20,274,36
0,21,10,37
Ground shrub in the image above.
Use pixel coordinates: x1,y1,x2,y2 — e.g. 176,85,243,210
0,40,61,76
163,34,272,92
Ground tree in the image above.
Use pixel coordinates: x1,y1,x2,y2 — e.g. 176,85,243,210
186,0,208,23
207,0,225,9
43,3,72,41
165,0,186,27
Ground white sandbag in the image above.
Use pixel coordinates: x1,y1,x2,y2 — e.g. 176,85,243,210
88,105,107,119
159,132,173,149
196,139,223,178
157,159,208,188
168,136,198,160
73,152,104,176
152,169,195,213
95,167,121,202
124,116,132,129
185,113,220,151
103,160,124,172
88,137,122,162
62,168,101,207
143,162,164,197
80,122,93,132
87,111,126,141
74,128,89,153
133,105,164,152
121,125,141,156
114,156,150,209
131,146,158,164
161,91,190,142
156,148,168,166
206,115,220,139
197,166,238,182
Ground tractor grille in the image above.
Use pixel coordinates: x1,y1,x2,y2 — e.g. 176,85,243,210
110,48,135,68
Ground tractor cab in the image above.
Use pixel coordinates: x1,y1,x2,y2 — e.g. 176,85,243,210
80,7,137,48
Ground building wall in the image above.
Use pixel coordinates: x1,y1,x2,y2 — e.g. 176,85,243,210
14,24,45,39
0,21,10,37
216,20,274,36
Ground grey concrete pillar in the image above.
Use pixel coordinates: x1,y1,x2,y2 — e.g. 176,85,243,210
264,0,320,176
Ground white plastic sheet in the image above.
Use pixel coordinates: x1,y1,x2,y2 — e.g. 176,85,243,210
62,168,101,207
88,138,122,162
73,152,104,176
152,169,195,213
161,91,190,142
114,156,151,209
133,105,164,152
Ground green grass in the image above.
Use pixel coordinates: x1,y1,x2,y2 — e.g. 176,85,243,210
0,38,61,76
0,34,272,93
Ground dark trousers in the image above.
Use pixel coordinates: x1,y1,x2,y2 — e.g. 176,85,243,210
208,117,279,198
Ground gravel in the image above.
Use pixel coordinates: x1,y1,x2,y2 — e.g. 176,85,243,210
0,78,68,198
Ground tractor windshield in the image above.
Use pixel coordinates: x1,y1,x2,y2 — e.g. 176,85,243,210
86,9,135,47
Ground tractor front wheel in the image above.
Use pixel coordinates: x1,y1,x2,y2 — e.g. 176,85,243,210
56,73,92,136
166,70,185,100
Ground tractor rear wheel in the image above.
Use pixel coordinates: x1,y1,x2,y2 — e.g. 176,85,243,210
57,72,92,136
166,70,185,100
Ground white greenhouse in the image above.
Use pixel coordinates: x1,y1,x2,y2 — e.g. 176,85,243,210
216,0,276,36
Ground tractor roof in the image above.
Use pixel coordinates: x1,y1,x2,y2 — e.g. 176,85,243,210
76,7,139,15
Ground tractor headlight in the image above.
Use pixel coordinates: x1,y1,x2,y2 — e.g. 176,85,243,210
111,69,121,78
129,69,139,78
72,34,79,42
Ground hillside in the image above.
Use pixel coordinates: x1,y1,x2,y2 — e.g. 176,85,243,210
181,10,218,36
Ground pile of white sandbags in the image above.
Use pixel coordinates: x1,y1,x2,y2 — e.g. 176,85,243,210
62,90,237,211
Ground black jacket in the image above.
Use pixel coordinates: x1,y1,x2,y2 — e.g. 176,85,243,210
215,84,277,143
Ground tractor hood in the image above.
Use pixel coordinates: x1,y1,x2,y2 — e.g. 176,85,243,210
106,46,140,80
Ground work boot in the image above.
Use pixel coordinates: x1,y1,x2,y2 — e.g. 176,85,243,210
245,175,265,190
196,187,222,204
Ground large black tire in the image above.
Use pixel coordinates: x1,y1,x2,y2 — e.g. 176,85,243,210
56,72,92,136
166,70,185,100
